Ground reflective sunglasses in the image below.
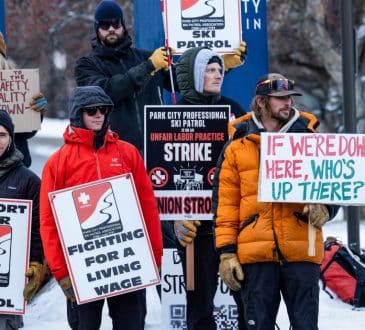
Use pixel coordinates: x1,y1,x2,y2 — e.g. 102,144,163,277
255,78,295,95
82,106,110,116
98,19,122,31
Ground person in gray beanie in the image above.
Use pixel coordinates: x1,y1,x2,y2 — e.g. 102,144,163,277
39,86,162,330
0,109,45,330
75,0,175,154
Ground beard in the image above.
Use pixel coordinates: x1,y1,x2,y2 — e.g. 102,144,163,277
270,107,292,124
101,33,122,47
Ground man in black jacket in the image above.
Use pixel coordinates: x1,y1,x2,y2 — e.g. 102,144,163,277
173,47,247,330
0,109,45,329
74,0,173,153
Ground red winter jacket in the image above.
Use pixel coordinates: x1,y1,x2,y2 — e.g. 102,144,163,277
40,125,162,280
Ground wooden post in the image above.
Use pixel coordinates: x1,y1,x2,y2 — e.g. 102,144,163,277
186,240,195,291
308,223,316,256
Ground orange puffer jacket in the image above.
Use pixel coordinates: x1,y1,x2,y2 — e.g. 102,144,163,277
40,126,162,280
213,111,332,265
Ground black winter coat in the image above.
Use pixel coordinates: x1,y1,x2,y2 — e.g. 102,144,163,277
74,34,173,152
0,150,43,262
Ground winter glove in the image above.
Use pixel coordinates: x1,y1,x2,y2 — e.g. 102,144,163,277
0,31,6,57
23,261,46,301
174,220,201,247
219,253,244,291
149,47,176,73
29,92,48,113
222,41,248,71
303,204,329,229
58,276,76,302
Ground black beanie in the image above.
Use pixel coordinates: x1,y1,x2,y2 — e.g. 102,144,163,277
0,109,14,139
0,109,15,161
207,56,222,65
94,0,125,33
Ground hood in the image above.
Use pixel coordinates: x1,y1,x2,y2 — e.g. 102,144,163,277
68,86,114,128
176,47,224,104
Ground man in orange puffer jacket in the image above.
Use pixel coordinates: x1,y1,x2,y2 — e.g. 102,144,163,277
213,73,339,330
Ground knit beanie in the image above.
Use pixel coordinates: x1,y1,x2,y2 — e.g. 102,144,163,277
0,109,14,140
94,0,125,33
0,109,15,161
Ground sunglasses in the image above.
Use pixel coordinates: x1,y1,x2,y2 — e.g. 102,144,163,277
98,19,122,31
256,78,295,95
82,106,110,116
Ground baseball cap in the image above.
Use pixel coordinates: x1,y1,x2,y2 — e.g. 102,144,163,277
255,73,302,97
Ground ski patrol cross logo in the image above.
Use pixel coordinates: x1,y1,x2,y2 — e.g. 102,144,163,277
149,167,169,188
78,192,90,205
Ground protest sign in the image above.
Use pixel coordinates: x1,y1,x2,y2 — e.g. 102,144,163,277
162,0,241,54
0,69,40,132
259,132,365,204
161,248,239,329
49,174,159,304
144,105,230,220
0,199,31,315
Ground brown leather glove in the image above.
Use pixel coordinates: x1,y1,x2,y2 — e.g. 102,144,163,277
0,31,6,57
23,261,47,301
222,41,248,71
58,276,76,302
173,220,201,247
219,253,244,291
303,204,329,229
29,92,48,113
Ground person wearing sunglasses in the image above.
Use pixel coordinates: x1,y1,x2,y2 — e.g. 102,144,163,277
213,73,339,330
74,0,175,155
39,86,162,330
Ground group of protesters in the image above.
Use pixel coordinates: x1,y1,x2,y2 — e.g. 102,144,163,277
0,1,339,330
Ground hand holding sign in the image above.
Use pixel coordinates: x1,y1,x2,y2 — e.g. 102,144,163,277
222,41,248,71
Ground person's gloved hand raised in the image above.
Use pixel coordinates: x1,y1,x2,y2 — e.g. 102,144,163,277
222,41,248,71
219,253,244,291
58,276,76,302
149,47,176,72
174,220,201,247
23,261,46,301
302,204,329,229
29,93,48,113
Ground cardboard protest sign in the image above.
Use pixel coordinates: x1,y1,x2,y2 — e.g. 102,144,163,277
144,105,230,220
259,133,365,204
162,0,241,54
0,199,32,315
49,174,160,304
0,69,41,133
161,248,240,329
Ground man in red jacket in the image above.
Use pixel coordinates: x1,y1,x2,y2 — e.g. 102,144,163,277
39,86,162,330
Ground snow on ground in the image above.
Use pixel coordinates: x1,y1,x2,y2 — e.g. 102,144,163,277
22,119,365,329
